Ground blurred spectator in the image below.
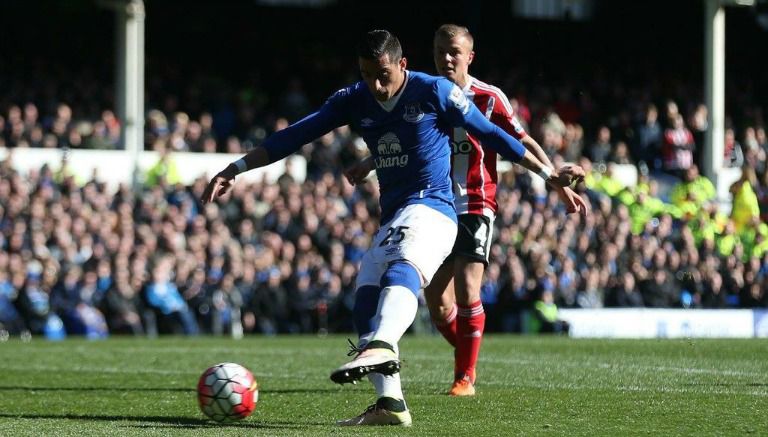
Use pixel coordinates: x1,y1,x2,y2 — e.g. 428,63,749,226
144,257,199,335
640,269,676,308
670,165,715,211
606,271,644,307
0,270,26,334
634,104,663,169
589,126,613,164
724,128,745,168
246,268,288,335
206,273,244,336
609,141,632,165
480,263,502,331
688,104,709,167
529,289,569,334
730,167,760,233
103,267,145,335
662,114,695,175
701,271,728,309
51,266,108,338
145,146,181,187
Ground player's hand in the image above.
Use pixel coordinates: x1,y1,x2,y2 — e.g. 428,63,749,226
343,157,374,186
550,163,586,188
201,166,237,204
556,186,589,216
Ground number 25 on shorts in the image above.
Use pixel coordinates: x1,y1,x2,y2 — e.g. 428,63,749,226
379,226,410,246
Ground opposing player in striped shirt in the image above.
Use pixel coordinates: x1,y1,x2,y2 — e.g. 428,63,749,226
428,24,587,396
346,24,587,397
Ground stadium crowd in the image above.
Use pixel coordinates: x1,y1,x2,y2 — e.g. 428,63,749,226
2,55,768,338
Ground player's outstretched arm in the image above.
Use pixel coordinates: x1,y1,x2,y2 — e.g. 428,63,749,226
201,148,271,204
201,100,349,204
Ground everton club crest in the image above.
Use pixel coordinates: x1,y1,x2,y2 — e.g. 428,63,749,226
403,102,424,123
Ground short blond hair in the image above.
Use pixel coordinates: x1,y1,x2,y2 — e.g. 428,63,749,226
434,24,474,50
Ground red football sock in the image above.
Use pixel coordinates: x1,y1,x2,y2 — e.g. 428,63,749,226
434,304,458,347
456,300,485,383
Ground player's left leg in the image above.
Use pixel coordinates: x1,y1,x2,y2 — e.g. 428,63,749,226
447,213,492,396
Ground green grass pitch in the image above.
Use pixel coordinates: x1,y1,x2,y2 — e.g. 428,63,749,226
1,336,766,436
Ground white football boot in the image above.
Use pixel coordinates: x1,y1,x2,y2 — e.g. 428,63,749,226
330,340,400,384
336,403,412,426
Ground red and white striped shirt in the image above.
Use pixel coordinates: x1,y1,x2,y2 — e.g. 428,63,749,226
662,127,695,171
450,76,527,217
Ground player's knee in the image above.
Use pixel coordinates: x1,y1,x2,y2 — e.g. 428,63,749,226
381,261,422,295
424,286,454,316
430,304,455,323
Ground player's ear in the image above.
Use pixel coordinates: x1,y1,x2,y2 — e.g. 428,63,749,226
399,57,407,70
468,51,475,65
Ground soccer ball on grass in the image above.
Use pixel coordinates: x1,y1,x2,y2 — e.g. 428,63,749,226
197,362,258,422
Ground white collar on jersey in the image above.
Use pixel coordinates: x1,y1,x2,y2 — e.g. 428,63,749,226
376,70,410,112
461,75,474,94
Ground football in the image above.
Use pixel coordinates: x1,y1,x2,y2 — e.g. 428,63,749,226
196,362,258,423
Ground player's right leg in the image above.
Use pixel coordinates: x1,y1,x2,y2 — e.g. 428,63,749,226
334,204,456,426
333,276,411,426
333,271,414,427
424,261,458,347
331,260,422,384
330,252,400,386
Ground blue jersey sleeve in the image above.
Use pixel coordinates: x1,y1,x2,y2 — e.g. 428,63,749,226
434,79,526,162
261,88,352,162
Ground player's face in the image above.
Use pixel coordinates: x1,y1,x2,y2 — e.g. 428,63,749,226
359,54,407,101
433,35,474,86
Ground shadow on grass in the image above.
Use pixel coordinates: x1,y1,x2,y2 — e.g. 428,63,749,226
0,385,194,393
266,388,357,394
0,413,324,429
0,386,348,394
682,382,768,388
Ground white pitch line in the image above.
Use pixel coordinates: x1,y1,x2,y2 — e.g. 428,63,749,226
406,353,766,378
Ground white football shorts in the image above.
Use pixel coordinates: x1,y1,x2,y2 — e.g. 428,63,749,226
356,203,457,289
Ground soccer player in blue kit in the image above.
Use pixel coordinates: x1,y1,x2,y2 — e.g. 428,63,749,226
202,30,584,426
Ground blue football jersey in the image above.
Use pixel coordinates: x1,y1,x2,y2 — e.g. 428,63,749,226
259,70,526,224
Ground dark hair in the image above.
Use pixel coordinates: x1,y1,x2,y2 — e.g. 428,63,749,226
356,29,402,62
